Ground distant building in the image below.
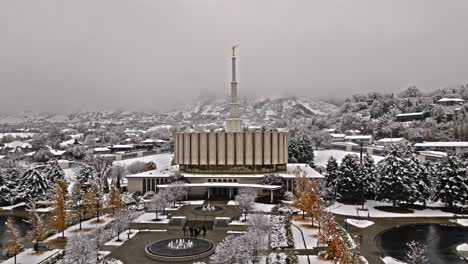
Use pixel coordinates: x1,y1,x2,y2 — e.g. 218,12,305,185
375,138,409,146
4,141,33,154
109,144,135,153
414,141,468,155
345,130,361,135
436,97,465,106
59,138,81,149
94,147,111,154
329,133,346,142
395,112,429,122
344,135,373,145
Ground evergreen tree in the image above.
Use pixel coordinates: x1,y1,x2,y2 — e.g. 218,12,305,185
6,217,23,264
74,163,96,191
41,160,65,184
49,180,68,238
325,156,339,198
0,168,20,206
376,145,415,207
336,154,364,203
288,134,315,166
362,154,377,199
18,168,49,201
433,153,468,208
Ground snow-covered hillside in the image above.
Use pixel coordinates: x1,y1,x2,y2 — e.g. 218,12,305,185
0,96,338,127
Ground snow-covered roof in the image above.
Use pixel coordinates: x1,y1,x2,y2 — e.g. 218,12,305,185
437,98,465,103
396,112,425,117
332,141,359,146
157,182,282,190
141,139,168,143
126,163,324,179
50,149,66,156
110,144,135,149
344,135,373,140
0,155,5,160
60,138,80,148
376,138,406,143
418,150,448,158
330,133,346,138
324,128,337,133
94,147,110,152
4,141,32,149
414,142,468,148
24,151,35,156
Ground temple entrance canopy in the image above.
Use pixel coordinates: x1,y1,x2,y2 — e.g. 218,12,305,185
157,183,282,202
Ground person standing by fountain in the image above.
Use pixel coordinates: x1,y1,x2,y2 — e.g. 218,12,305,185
202,226,206,236
183,226,186,236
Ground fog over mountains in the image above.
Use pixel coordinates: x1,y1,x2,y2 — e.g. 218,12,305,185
0,96,338,127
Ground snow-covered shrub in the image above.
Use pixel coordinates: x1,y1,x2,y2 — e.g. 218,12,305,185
271,204,295,215
100,258,124,264
283,191,294,201
270,215,289,249
142,191,155,200
267,253,288,264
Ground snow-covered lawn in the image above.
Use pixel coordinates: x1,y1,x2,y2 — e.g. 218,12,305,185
345,219,375,228
104,229,139,246
382,256,406,264
450,218,468,226
113,153,172,167
314,149,384,167
1,248,61,264
227,200,276,212
291,216,319,249
298,255,332,264
329,200,458,218
45,214,114,242
134,212,170,224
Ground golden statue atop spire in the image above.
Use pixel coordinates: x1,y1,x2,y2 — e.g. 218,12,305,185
232,44,238,57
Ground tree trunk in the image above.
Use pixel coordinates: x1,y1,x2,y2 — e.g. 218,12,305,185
79,215,82,230
311,214,314,227
392,199,396,208
62,229,65,238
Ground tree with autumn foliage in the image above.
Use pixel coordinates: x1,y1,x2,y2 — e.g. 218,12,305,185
27,201,47,252
69,183,86,230
108,186,122,215
49,180,68,238
293,172,321,226
83,190,97,220
6,217,23,264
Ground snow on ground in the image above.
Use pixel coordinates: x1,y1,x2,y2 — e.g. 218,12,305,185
457,243,468,252
382,256,406,264
113,153,172,167
298,256,332,264
45,214,114,242
450,218,468,226
105,229,140,246
345,219,375,228
329,200,457,218
291,217,319,249
314,149,384,167
134,213,170,224
2,248,61,264
227,201,275,212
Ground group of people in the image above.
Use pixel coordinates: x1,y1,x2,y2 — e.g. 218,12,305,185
183,225,207,237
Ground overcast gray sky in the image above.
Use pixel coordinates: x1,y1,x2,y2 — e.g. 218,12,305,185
1,0,468,113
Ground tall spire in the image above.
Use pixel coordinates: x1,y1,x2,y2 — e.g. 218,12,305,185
226,45,242,132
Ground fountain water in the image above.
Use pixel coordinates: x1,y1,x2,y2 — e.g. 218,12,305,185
201,203,216,212
167,239,194,250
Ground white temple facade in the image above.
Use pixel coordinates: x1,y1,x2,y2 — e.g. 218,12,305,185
126,47,324,202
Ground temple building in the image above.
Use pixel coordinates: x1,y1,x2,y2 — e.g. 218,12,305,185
126,47,323,201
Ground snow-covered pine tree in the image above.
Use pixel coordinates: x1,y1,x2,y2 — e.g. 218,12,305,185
410,156,433,205
376,145,415,207
362,154,377,199
433,153,468,208
336,154,365,203
41,160,65,185
288,133,315,167
74,162,97,191
0,168,20,206
17,168,49,202
325,156,339,197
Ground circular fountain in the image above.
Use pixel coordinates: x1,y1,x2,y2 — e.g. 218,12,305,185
145,238,216,262
192,203,224,215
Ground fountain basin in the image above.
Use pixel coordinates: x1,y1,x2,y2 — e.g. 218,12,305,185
145,237,216,262
191,205,224,216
